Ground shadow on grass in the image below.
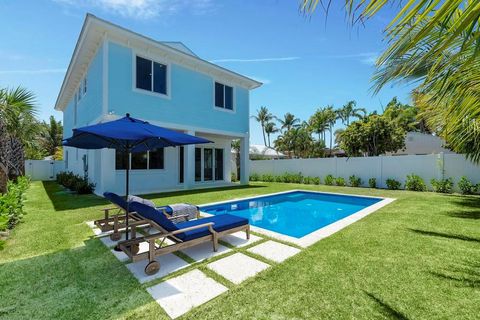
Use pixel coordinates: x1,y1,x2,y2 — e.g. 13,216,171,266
43,181,266,211
42,181,109,211
0,237,159,319
363,291,409,320
445,195,480,220
140,184,266,200
429,260,480,288
408,229,480,243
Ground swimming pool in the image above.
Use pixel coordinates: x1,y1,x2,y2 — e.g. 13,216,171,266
200,190,394,247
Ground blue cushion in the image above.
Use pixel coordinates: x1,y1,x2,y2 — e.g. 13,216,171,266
129,202,178,233
175,214,248,241
104,192,131,212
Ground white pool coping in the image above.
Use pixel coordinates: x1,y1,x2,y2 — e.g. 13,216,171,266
199,189,395,248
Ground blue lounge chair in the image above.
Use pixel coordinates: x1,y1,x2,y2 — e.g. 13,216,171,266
118,201,250,275
95,192,197,240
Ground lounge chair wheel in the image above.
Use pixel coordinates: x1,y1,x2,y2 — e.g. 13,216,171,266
130,244,140,255
145,261,160,275
110,232,121,241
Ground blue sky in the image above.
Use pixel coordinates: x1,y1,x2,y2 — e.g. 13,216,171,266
0,0,414,145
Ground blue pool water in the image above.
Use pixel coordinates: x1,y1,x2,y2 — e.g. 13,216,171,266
201,191,382,238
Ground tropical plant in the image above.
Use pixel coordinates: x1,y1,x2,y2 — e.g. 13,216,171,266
349,175,362,187
337,100,366,126
251,106,273,147
249,173,260,181
334,128,345,146
457,176,477,195
430,178,454,194
405,174,427,192
276,113,300,132
386,178,401,190
383,98,428,133
335,177,346,186
231,140,240,179
0,176,30,231
308,108,329,142
340,114,406,156
324,106,338,156
264,121,279,147
274,123,315,158
40,116,63,156
301,1,480,163
368,177,376,188
324,174,334,186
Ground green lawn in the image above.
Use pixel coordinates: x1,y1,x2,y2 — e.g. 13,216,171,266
0,181,479,319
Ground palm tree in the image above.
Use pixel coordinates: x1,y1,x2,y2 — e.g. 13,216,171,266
308,108,329,142
264,121,279,147
40,116,63,156
324,106,337,157
334,128,345,147
338,100,366,126
276,113,300,132
251,106,273,146
300,1,480,162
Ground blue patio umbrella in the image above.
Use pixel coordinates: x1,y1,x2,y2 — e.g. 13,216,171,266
63,113,212,240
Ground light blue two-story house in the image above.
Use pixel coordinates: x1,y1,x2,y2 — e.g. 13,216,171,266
55,14,261,195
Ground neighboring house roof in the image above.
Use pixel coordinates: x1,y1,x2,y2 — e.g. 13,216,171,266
55,14,262,111
388,132,454,155
232,144,286,158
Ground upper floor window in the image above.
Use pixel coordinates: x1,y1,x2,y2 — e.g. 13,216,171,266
215,82,233,110
83,78,87,94
136,56,167,95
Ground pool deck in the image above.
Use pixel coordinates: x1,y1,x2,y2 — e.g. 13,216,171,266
199,189,396,247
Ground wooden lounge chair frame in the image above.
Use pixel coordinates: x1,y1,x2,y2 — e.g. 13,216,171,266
94,205,190,241
118,216,250,275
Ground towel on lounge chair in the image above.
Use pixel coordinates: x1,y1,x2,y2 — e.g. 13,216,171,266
166,203,198,222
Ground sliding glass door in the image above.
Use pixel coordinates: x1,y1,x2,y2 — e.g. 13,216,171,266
215,148,224,181
204,148,213,181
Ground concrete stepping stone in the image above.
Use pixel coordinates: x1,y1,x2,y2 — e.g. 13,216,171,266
99,233,127,247
207,253,270,284
180,242,231,262
247,240,301,263
126,254,190,284
220,231,262,248
147,269,228,319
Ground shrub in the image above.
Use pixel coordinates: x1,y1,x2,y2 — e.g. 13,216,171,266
302,176,312,184
0,176,30,231
231,172,237,182
274,175,285,183
386,178,401,190
405,174,427,191
249,173,260,181
349,175,362,187
368,178,377,188
56,171,95,194
281,172,303,184
261,173,275,182
324,174,335,186
335,177,346,186
312,177,321,185
458,176,477,195
75,180,95,194
430,178,454,194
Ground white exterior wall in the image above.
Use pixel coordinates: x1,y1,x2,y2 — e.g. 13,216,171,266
250,154,480,191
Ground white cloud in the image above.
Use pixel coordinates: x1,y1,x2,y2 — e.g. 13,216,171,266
0,68,66,75
53,0,216,19
210,57,300,63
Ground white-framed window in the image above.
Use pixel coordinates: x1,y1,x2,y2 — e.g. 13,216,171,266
83,77,87,94
135,55,168,95
214,82,234,110
78,85,82,101
194,147,224,182
115,148,165,170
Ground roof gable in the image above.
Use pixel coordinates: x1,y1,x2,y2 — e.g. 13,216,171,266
55,14,261,111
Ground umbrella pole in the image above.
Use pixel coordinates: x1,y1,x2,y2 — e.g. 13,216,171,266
125,149,130,241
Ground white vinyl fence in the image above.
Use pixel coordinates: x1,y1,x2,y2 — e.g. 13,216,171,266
250,153,480,190
25,160,65,181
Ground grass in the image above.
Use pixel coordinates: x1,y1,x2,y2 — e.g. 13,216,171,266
0,181,479,319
